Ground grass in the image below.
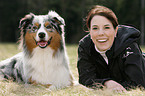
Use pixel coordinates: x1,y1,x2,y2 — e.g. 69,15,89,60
0,43,145,96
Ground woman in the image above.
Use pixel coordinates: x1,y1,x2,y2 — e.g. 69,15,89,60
77,5,145,92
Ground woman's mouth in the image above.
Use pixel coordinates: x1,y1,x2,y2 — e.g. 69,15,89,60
97,39,108,43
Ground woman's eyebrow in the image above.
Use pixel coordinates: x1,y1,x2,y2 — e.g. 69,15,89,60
92,25,98,27
104,24,111,26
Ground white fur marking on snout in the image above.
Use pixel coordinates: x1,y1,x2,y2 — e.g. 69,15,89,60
34,16,49,41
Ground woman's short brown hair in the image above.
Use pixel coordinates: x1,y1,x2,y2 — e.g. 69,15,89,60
86,5,118,29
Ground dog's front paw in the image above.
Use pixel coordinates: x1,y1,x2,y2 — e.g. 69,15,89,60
48,85,57,90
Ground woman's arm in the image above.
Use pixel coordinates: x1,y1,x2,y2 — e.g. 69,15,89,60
77,43,111,88
122,43,145,89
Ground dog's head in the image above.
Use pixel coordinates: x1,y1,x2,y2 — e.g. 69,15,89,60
19,11,65,53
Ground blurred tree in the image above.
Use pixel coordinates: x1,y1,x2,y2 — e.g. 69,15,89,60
0,0,19,42
0,0,144,44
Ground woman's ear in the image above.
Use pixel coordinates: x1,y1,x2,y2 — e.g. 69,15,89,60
115,26,118,37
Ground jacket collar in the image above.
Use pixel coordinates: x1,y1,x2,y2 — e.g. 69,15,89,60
89,35,115,59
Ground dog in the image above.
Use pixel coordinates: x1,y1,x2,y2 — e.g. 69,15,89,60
0,11,74,90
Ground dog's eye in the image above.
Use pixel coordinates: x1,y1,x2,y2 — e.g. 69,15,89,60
45,25,52,29
27,24,33,30
32,26,38,31
28,26,31,29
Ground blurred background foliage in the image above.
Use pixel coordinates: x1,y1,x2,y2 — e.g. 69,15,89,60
0,0,144,44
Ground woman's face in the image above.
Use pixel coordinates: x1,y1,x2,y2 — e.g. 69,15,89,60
90,15,117,52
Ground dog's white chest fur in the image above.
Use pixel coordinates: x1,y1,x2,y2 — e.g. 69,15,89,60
23,47,72,89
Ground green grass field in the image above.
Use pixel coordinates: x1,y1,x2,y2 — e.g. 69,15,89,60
0,43,145,96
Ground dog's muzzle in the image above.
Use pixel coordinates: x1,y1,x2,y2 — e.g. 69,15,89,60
33,32,52,48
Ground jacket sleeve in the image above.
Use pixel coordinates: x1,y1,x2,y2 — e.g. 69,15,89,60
77,42,111,88
121,43,145,89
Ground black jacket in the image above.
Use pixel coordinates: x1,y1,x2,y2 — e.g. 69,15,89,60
77,25,145,89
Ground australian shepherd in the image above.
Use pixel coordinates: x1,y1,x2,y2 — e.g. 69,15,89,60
0,11,74,90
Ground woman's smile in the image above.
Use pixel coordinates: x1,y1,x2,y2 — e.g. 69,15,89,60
97,38,108,43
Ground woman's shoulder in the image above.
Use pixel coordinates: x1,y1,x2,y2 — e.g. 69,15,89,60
114,25,141,54
79,34,92,47
106,25,141,57
117,25,140,37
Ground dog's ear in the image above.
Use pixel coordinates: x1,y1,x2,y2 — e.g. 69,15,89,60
48,11,65,26
52,17,65,26
19,13,34,29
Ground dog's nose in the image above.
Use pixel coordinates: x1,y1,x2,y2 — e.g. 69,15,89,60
38,32,45,38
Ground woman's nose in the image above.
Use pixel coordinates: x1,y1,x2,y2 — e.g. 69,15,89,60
98,29,104,36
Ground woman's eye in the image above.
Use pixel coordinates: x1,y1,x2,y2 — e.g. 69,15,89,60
92,27,98,30
105,27,110,29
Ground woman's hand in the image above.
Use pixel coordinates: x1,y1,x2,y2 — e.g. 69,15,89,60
104,80,127,93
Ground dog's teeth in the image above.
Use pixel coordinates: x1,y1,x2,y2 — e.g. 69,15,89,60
37,41,48,48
